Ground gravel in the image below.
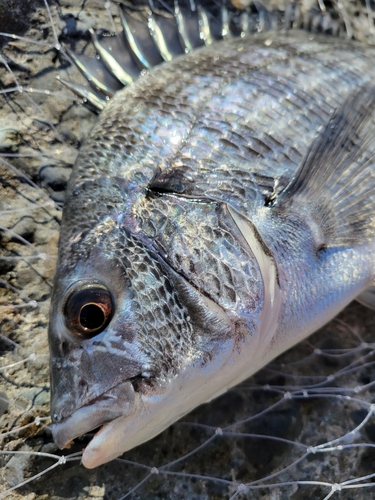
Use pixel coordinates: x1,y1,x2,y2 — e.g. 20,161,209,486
1,1,375,499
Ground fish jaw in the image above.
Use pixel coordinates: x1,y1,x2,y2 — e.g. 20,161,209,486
52,381,135,450
81,325,278,469
81,338,236,468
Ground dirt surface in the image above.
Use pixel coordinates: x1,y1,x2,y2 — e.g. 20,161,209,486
1,1,375,499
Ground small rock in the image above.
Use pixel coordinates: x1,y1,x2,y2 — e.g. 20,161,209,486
0,126,21,152
4,447,32,487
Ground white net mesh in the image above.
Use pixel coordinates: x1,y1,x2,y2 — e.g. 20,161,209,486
1,1,375,499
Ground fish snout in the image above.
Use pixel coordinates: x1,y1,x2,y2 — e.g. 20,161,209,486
52,380,135,449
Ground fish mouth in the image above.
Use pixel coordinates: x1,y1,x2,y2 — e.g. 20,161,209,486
52,380,135,450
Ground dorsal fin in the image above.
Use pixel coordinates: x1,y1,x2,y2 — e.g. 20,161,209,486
277,86,375,247
59,1,349,112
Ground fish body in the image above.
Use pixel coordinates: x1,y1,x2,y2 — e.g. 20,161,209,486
49,28,375,468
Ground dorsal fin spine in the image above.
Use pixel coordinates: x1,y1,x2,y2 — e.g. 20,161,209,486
119,5,152,70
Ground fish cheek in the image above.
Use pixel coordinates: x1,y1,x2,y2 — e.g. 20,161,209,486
108,235,232,378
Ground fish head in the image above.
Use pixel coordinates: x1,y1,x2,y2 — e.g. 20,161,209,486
49,193,274,468
48,221,143,453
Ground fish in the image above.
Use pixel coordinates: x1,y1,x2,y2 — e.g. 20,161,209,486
47,1,375,469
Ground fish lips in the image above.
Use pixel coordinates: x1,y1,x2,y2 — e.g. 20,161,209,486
52,380,135,450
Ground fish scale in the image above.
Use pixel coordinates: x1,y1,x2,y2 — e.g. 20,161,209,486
47,5,375,470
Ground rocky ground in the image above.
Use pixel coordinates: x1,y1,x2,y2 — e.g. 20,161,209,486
1,1,375,499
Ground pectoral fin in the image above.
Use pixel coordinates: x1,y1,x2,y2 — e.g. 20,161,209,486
277,86,375,248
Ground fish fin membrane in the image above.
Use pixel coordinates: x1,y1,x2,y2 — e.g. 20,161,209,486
356,286,375,310
277,85,375,247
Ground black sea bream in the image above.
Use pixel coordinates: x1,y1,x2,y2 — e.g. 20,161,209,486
48,2,375,468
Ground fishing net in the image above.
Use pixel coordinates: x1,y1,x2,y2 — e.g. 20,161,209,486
1,1,375,499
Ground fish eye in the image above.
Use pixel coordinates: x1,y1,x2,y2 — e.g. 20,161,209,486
64,284,113,338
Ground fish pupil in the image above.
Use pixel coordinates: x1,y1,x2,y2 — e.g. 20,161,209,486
80,303,105,331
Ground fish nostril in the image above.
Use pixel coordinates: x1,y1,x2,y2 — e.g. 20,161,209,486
78,379,88,398
60,340,68,356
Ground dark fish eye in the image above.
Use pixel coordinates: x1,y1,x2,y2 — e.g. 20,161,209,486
64,285,113,338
